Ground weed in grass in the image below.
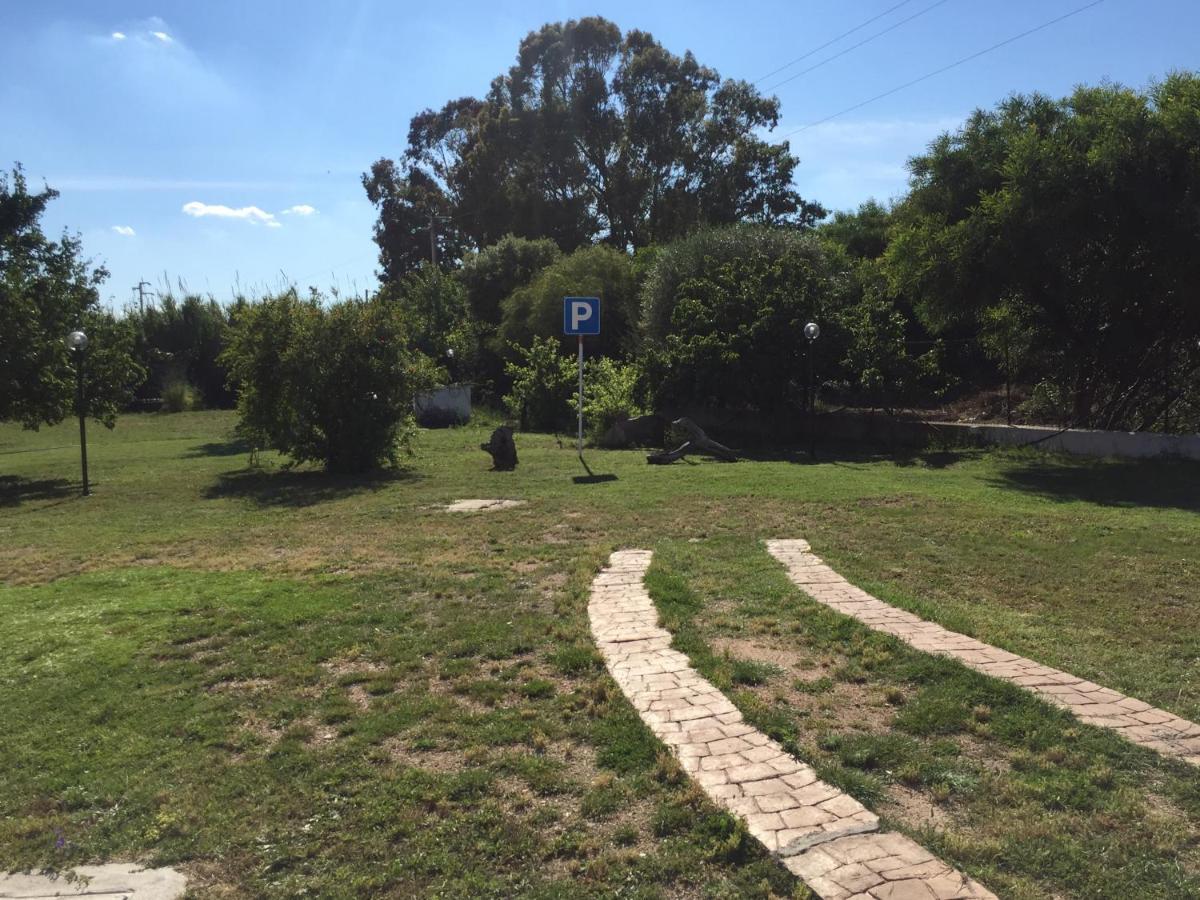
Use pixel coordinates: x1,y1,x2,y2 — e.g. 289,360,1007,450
794,675,834,695
727,657,778,686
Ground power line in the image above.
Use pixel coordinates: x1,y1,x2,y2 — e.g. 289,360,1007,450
755,0,918,85
764,0,955,95
779,0,1107,140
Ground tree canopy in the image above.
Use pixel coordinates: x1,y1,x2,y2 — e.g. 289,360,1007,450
0,165,143,430
364,17,823,278
886,73,1200,428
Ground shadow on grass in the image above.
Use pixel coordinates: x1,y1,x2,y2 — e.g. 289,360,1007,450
991,458,1200,511
741,444,983,469
185,438,253,458
0,475,77,508
203,466,420,508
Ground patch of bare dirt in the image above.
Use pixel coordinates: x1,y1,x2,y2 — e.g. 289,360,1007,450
298,716,340,748
320,657,387,677
207,677,274,694
712,636,803,670
539,571,569,602
239,713,284,750
381,738,466,772
880,784,954,831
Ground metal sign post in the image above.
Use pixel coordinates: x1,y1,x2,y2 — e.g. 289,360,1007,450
563,297,601,462
577,335,584,456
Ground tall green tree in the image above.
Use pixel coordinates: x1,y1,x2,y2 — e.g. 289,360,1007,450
364,17,823,277
0,165,143,429
818,200,892,260
887,74,1200,429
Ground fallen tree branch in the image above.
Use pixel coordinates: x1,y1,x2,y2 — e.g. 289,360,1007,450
647,418,738,464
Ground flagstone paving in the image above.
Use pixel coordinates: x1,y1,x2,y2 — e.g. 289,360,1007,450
443,498,526,512
588,550,995,900
767,538,1200,769
0,864,186,899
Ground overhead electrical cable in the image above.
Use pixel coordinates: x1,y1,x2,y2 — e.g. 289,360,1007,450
754,0,918,84
764,0,955,94
779,0,1107,139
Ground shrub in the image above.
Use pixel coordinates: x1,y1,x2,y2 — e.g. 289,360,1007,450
501,340,576,434
220,290,439,472
640,224,848,414
498,245,639,360
160,378,199,413
577,357,646,442
502,337,574,432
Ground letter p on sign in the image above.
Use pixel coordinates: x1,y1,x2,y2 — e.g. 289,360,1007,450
563,297,601,335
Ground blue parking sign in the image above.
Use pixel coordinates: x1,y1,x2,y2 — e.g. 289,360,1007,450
563,297,600,335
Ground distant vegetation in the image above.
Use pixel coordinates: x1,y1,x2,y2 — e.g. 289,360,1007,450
3,16,1199,466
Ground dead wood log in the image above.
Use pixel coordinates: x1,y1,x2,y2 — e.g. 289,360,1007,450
646,418,738,464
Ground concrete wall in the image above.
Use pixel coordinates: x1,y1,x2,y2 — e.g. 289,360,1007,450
932,421,1200,460
414,383,472,425
820,412,1200,461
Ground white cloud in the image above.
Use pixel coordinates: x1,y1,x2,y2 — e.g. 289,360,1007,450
182,201,278,227
112,225,136,236
281,204,317,216
112,31,126,40
151,31,172,43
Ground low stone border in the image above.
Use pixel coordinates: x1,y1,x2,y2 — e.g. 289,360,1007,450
768,539,1200,768
0,864,186,899
589,550,995,900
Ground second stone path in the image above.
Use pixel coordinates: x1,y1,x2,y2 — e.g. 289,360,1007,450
767,538,1200,768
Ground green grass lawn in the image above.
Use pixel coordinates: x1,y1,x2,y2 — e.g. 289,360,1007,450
2,410,1198,898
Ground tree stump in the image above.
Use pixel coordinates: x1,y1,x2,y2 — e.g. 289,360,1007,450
481,426,518,471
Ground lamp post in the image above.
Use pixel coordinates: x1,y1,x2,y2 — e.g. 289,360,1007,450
804,321,820,459
66,330,89,496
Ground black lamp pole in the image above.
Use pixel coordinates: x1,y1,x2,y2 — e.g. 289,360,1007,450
804,322,820,459
67,331,89,496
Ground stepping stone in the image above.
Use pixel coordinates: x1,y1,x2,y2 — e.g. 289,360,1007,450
0,865,186,899
443,498,526,512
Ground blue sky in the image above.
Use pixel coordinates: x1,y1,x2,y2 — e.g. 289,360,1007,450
2,0,1196,309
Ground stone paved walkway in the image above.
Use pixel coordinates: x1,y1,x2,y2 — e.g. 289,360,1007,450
767,539,1200,769
589,550,995,900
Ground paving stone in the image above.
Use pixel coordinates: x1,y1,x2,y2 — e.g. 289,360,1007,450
589,549,994,900
0,865,186,899
767,538,1200,769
